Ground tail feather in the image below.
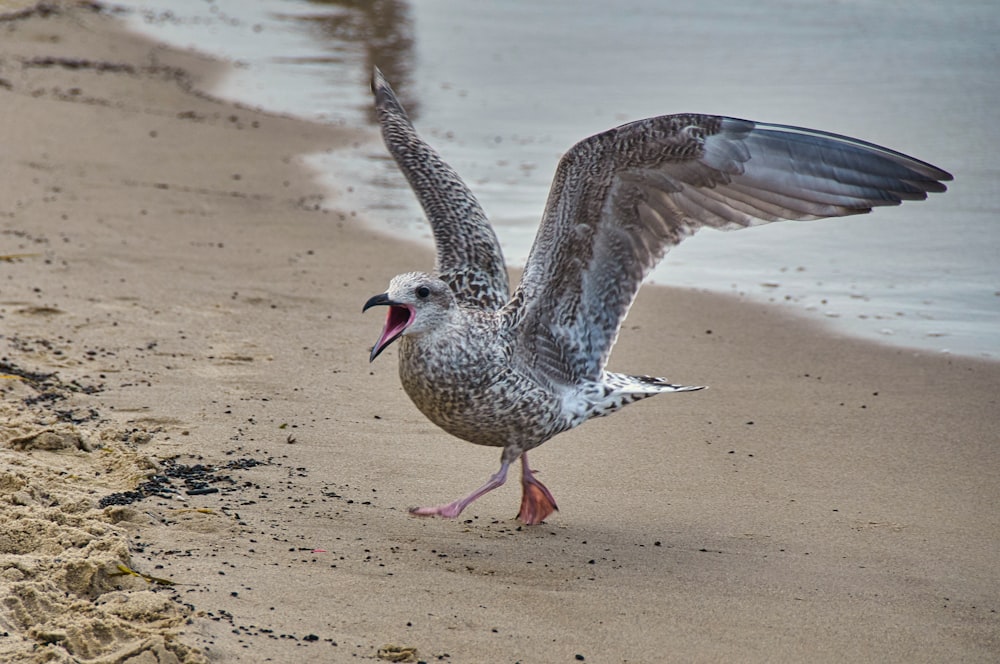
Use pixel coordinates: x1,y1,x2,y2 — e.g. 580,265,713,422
586,372,705,419
628,374,706,394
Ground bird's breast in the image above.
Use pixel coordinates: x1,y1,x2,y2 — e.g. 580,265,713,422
396,333,567,448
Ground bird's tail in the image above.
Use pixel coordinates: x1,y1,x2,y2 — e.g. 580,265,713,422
587,372,705,419
614,373,706,395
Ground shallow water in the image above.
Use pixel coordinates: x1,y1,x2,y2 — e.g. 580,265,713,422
119,0,999,359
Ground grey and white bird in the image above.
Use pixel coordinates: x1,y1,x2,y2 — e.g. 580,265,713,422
363,67,951,525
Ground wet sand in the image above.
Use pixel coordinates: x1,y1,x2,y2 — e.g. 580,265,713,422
1,4,998,663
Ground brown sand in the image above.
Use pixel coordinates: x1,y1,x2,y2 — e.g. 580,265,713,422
1,3,998,663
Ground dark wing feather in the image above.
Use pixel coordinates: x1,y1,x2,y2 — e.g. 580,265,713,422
372,68,509,310
503,115,952,384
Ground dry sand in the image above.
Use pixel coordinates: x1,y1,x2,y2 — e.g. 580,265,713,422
1,3,998,663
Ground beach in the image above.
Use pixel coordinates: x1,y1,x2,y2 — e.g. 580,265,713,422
1,3,998,663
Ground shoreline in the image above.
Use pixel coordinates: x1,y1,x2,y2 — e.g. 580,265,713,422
1,4,998,663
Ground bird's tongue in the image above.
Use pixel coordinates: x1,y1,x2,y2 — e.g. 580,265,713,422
374,304,413,353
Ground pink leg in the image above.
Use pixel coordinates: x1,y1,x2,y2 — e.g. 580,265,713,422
409,460,511,519
517,452,558,525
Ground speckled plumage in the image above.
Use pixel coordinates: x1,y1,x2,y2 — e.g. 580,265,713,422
364,67,951,524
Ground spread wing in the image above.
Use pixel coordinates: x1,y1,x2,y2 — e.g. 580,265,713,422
502,114,952,384
372,68,509,310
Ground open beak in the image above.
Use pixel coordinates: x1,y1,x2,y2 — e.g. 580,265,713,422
363,292,414,362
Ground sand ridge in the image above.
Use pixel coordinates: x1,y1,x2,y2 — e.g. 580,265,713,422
0,373,202,663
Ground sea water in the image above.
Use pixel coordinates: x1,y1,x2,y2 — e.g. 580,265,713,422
118,0,999,359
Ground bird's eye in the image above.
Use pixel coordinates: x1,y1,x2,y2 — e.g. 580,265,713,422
416,286,431,299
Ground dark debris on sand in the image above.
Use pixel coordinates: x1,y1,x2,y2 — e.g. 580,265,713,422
1,358,104,424
99,456,269,508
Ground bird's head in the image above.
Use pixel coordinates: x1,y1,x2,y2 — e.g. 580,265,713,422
362,272,455,362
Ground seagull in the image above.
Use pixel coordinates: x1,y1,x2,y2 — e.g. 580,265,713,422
363,67,951,525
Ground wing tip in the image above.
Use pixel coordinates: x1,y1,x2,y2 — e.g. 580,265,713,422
907,164,953,191
747,121,954,192
371,66,401,110
371,65,387,96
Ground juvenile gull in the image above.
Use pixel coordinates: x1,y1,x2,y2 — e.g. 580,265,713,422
363,67,951,525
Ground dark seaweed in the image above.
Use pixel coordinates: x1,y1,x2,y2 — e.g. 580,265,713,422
98,457,268,508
